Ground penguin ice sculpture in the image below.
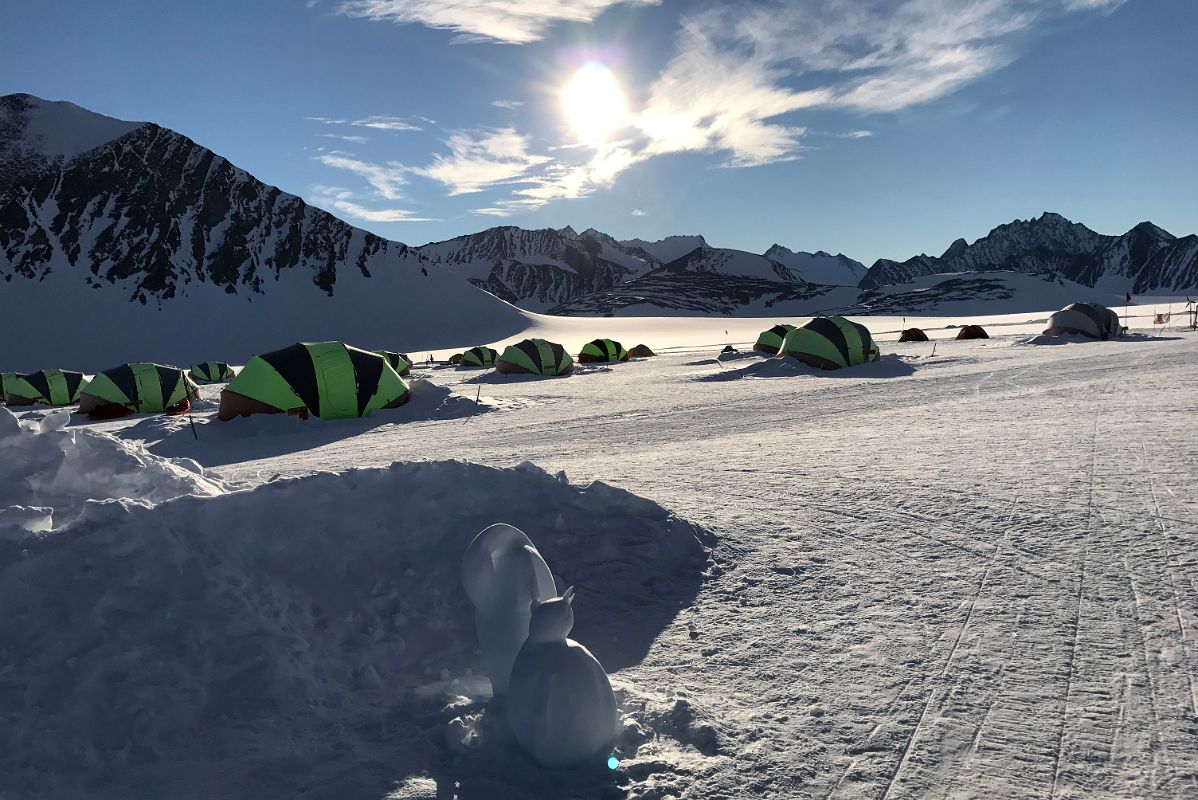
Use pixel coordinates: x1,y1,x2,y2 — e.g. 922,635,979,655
507,588,620,768
461,523,558,695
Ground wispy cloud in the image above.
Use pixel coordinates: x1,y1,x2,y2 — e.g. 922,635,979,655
316,153,409,200
491,99,524,110
337,0,661,44
352,115,422,131
631,208,647,216
319,133,369,143
307,114,423,132
619,0,1125,165
1063,0,1126,10
411,128,552,195
310,186,435,222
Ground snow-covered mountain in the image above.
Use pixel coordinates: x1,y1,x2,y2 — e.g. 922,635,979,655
0,93,525,371
762,245,866,286
619,235,707,264
860,212,1197,293
416,225,655,312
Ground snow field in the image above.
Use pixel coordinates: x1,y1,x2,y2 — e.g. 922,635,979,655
3,325,1196,798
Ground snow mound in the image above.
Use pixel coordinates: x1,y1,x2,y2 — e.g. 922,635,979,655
0,408,223,533
122,380,492,467
696,354,916,381
0,458,710,797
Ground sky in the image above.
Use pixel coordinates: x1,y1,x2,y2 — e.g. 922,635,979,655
2,0,1195,265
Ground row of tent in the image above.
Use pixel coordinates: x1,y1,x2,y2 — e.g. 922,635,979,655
1,365,199,413
1,349,415,416
897,324,990,342
446,339,656,374
2,302,1123,419
217,338,656,420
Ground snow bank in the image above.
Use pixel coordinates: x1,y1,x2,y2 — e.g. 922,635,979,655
0,407,223,533
0,458,710,797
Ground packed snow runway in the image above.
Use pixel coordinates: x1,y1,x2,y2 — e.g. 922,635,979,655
5,327,1197,799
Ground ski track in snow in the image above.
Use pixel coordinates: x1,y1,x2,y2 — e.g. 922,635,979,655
23,331,1198,798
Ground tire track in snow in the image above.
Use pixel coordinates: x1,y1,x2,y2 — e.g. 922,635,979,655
1139,441,1197,718
1047,415,1098,800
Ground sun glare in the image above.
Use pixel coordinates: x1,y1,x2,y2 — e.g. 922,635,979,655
561,62,627,145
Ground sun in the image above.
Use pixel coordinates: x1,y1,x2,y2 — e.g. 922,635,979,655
560,62,627,145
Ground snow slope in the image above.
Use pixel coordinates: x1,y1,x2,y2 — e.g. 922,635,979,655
0,93,141,184
4,312,1197,798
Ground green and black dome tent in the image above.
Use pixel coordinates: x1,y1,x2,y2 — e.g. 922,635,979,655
459,346,498,369
627,344,655,358
4,369,87,406
754,324,796,355
578,338,628,363
1,372,20,404
377,351,412,376
780,316,880,370
79,363,198,418
189,361,236,384
898,328,929,342
219,341,409,421
495,339,574,376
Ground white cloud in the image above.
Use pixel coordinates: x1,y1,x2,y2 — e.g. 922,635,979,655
492,100,524,110
310,186,435,222
631,208,646,216
352,115,422,131
1063,0,1126,10
412,128,552,195
319,133,369,143
307,114,423,132
337,0,660,44
316,154,409,200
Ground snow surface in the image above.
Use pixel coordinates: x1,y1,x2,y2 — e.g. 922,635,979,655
4,311,1197,798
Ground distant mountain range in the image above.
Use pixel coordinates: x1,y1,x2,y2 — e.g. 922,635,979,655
413,226,866,312
1,92,1194,368
860,213,1197,295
